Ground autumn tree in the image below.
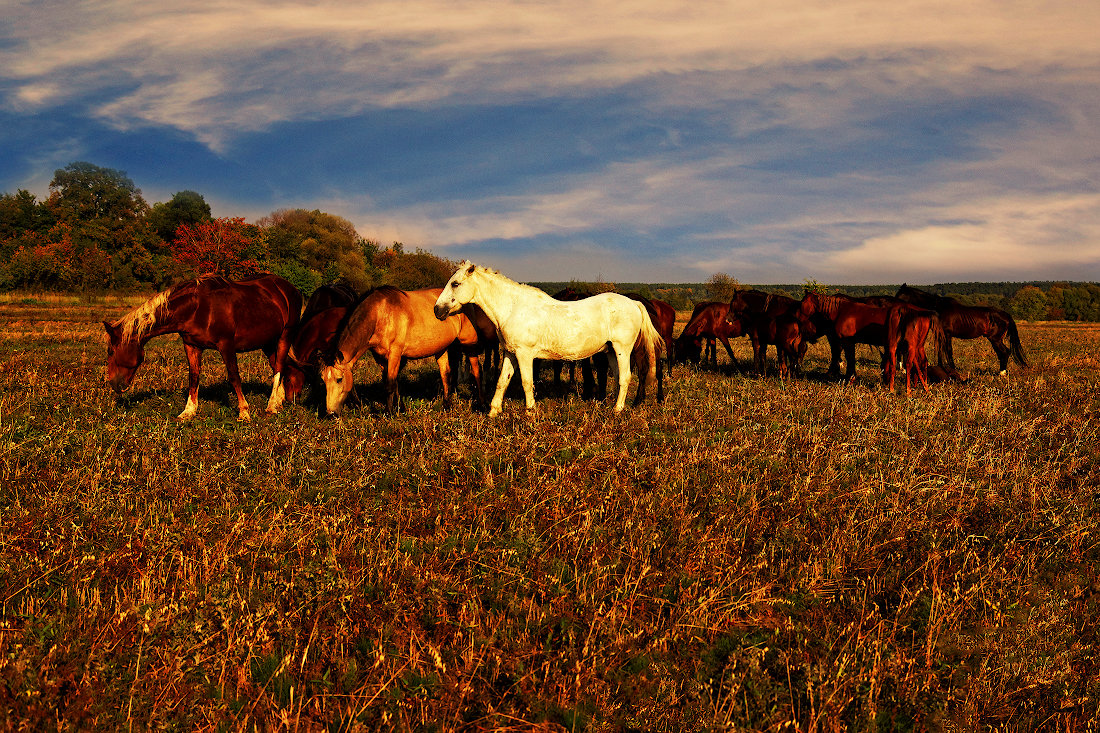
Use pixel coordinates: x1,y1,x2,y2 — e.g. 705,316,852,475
706,272,741,302
381,247,457,290
171,217,268,278
45,162,159,290
259,209,370,293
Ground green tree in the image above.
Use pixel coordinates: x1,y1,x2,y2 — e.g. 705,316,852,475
259,209,370,289
1008,285,1047,321
46,162,159,291
0,189,52,239
148,190,212,243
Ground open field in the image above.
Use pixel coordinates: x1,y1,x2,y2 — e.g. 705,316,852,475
1,300,1099,731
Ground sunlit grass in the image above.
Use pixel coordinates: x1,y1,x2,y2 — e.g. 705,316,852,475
1,303,1098,730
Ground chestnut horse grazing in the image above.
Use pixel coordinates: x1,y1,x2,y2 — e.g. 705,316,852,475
798,291,895,385
725,290,810,378
103,274,302,421
884,305,944,395
282,282,361,404
673,302,743,370
896,284,1027,374
433,261,663,417
321,286,487,414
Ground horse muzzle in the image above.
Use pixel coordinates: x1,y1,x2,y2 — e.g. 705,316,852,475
433,302,453,320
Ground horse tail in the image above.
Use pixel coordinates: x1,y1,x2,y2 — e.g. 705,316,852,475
635,302,664,370
927,313,948,367
1005,314,1028,367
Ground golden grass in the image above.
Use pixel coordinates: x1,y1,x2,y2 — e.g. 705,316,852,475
0,305,1098,731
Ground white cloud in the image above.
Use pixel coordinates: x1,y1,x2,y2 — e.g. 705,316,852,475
804,193,1100,283
4,0,1100,140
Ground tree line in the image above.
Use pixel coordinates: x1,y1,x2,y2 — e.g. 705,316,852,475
2,161,1097,320
0,161,457,297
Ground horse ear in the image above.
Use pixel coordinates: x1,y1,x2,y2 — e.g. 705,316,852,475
103,320,120,340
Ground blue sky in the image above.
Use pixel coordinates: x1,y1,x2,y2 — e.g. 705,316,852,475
2,1,1099,284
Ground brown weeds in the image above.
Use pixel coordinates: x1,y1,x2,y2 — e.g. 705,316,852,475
0,306,1098,731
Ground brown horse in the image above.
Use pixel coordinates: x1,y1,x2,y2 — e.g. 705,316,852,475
103,274,302,420
627,294,676,376
283,305,351,404
896,284,1027,374
884,305,941,395
321,286,488,414
281,282,362,404
673,301,744,370
798,291,896,385
725,290,813,378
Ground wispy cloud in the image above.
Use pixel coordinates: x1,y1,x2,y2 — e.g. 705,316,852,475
2,1,1099,282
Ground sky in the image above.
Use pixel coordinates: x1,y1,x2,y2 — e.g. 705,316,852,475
2,1,1099,285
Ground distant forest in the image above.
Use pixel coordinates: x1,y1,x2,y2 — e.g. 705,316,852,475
532,280,1100,322
2,161,1097,321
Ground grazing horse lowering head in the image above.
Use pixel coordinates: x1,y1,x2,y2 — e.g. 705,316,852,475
320,353,355,416
103,321,145,393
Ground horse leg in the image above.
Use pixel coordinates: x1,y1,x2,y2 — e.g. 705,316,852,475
266,330,293,414
516,353,537,412
384,352,403,413
221,349,251,421
489,353,517,417
612,346,631,411
719,337,736,372
436,348,454,409
179,344,203,421
465,348,485,411
941,337,957,370
843,341,857,385
989,335,1011,374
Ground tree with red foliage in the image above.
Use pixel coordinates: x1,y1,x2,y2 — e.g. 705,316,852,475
171,217,267,278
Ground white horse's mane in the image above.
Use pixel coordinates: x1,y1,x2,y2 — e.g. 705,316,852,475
113,289,170,341
463,261,551,299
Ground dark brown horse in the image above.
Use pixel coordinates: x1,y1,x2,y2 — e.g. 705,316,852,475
627,294,676,376
884,305,941,395
797,291,896,385
673,301,744,370
282,282,362,403
302,280,360,315
625,294,670,402
103,274,302,420
725,290,813,378
461,302,500,396
896,284,1027,374
321,286,488,414
283,305,351,404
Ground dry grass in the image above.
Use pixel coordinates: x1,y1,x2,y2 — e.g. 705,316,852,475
1,302,1098,731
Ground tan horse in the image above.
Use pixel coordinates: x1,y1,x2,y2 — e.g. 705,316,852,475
321,286,487,414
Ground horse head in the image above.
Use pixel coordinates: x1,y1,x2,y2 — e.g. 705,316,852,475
103,321,145,393
434,260,479,320
320,355,355,416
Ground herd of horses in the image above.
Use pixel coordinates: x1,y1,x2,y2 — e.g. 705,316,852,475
103,261,1028,420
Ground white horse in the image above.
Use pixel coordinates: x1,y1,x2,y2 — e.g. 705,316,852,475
433,261,663,416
